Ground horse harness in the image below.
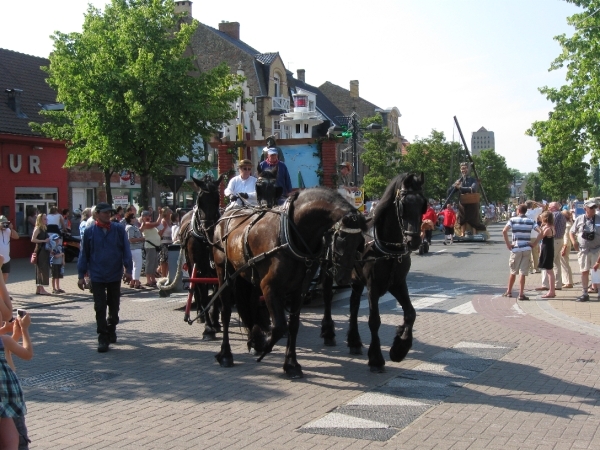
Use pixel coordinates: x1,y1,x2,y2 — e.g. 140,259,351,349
368,186,425,262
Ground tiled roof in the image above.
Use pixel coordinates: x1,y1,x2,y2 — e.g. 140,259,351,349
204,24,261,56
255,52,279,65
288,76,345,126
0,48,57,136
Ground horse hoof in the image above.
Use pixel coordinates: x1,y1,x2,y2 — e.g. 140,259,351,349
390,345,411,362
215,355,234,367
369,365,385,373
202,333,217,341
324,337,336,347
349,346,363,355
285,367,304,379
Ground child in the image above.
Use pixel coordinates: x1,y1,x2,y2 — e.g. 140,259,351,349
50,235,65,294
0,255,33,449
438,203,457,245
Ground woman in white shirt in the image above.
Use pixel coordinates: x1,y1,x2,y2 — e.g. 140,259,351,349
46,206,65,235
224,159,257,208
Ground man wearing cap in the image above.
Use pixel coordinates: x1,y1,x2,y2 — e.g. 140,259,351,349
258,147,293,202
224,159,258,207
0,215,19,282
77,202,133,352
570,199,600,302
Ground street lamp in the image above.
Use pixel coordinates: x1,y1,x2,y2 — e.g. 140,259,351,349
333,113,382,185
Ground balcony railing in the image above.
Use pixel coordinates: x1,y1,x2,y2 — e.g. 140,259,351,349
272,97,290,111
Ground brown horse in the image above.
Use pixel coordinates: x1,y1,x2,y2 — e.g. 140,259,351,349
212,187,369,378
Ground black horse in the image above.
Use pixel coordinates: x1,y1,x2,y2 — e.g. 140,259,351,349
159,174,224,339
320,173,427,372
212,187,369,378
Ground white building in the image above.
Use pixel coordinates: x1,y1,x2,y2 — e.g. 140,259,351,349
471,126,495,156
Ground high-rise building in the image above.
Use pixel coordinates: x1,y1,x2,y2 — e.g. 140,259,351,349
471,126,495,156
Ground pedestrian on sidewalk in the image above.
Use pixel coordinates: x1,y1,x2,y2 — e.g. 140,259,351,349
0,216,19,283
502,204,541,300
533,211,557,298
536,202,565,292
77,203,132,353
31,214,51,296
569,199,600,302
526,200,544,273
49,235,65,294
560,209,574,288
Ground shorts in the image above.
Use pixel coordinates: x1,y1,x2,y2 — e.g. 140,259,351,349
1,261,10,274
158,244,169,264
51,264,63,279
509,250,531,276
444,226,455,236
577,247,600,272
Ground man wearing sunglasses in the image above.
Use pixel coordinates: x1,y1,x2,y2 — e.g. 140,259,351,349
224,159,258,208
570,199,600,302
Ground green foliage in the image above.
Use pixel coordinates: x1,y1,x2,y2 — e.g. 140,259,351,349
31,0,242,206
526,1,600,201
471,150,513,203
360,115,401,198
398,130,464,201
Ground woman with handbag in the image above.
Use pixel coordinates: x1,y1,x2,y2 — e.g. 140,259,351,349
31,214,51,295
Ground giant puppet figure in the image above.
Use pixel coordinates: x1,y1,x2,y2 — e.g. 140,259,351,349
448,162,486,236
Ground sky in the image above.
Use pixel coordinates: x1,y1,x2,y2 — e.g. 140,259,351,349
0,0,582,173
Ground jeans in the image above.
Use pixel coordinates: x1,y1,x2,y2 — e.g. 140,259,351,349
92,280,121,342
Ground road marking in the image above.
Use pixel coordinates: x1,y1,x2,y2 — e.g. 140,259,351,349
300,341,515,441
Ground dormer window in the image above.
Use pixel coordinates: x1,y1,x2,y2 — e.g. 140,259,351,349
274,76,280,97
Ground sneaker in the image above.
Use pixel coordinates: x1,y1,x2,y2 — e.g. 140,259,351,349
576,294,590,302
97,341,109,353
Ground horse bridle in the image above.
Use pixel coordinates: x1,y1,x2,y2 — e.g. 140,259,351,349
372,186,425,257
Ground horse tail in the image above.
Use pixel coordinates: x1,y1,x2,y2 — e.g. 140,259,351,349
158,247,185,291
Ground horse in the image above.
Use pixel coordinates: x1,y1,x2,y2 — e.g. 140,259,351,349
320,173,427,372
158,174,224,339
212,187,369,378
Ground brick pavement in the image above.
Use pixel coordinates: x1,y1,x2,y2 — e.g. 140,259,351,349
2,248,600,449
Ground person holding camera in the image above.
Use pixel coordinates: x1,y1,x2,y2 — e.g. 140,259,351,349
0,216,19,283
570,199,600,302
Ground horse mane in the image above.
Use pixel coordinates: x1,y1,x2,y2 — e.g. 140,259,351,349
373,173,410,226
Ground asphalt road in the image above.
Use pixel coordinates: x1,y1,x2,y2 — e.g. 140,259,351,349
5,222,600,449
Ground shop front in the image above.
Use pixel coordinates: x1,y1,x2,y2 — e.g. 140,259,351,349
1,135,68,258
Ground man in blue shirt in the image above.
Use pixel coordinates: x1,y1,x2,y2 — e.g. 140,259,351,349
258,147,293,204
77,203,133,352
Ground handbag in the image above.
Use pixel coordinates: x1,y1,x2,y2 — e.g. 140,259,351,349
30,252,37,264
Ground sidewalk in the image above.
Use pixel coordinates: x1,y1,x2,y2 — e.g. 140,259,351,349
519,249,600,327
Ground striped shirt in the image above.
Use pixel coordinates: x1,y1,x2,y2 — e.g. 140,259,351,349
506,215,537,253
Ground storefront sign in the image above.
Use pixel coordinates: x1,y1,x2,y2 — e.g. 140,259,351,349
186,167,218,181
9,154,41,174
113,195,129,206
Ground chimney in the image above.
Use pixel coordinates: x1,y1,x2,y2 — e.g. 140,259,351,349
5,89,27,119
350,80,359,98
219,21,240,40
297,69,305,83
174,1,192,17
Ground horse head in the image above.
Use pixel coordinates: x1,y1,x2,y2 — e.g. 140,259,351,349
398,172,427,252
256,165,281,208
330,211,371,285
192,174,224,225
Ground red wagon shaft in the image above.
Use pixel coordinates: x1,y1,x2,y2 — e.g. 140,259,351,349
182,264,219,324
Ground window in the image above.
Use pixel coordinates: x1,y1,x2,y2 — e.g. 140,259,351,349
274,76,280,98
296,124,301,134
15,187,58,236
304,124,309,134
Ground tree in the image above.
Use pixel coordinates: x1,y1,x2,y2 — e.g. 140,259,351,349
398,130,463,201
527,1,600,201
360,115,401,198
32,0,242,206
472,149,513,204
